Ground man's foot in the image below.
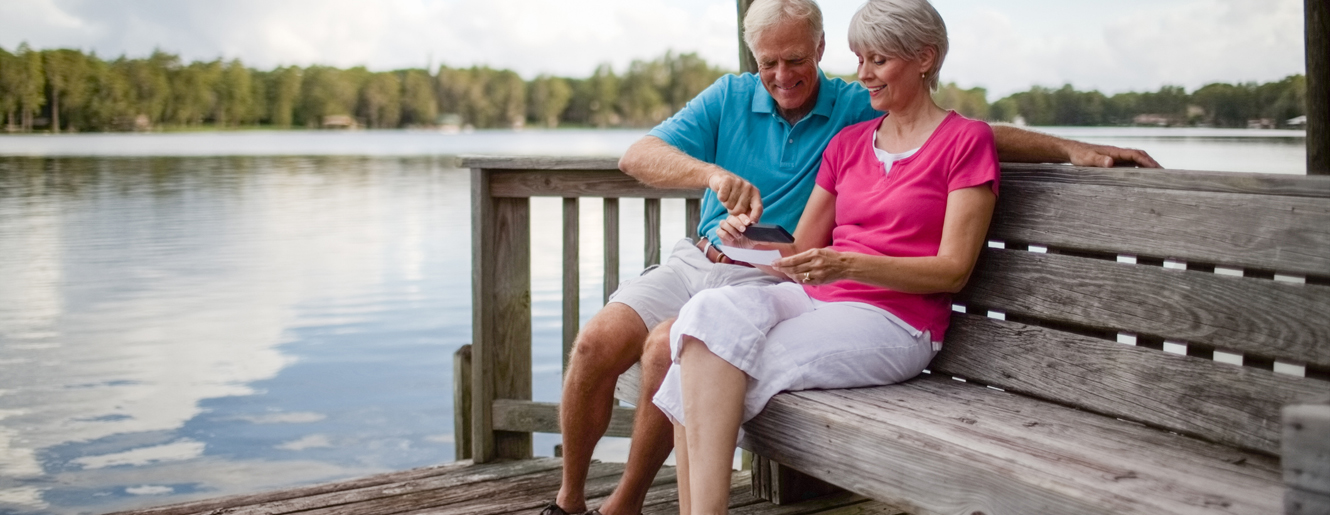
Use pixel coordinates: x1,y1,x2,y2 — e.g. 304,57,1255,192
539,502,583,515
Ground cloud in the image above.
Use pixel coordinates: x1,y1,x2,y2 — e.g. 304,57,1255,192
70,439,206,469
938,0,1303,97
276,434,334,451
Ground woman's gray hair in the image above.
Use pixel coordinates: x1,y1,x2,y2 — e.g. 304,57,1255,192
848,0,949,91
743,0,824,54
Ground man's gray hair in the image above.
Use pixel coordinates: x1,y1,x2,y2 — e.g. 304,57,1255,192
743,0,824,54
848,0,949,91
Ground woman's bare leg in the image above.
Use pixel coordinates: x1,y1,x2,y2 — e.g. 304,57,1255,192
673,421,692,515
678,336,746,515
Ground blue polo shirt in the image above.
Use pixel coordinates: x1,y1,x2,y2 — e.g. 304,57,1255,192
649,70,879,242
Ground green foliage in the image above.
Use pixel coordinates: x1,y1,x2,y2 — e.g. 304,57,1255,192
992,78,1306,127
933,82,990,120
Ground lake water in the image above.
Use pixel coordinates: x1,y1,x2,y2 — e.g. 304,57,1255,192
0,128,1308,514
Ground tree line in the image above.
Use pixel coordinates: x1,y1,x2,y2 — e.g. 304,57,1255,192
933,75,1306,128
0,45,727,132
0,43,1309,132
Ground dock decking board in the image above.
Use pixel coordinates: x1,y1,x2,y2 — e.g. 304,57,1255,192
111,458,905,515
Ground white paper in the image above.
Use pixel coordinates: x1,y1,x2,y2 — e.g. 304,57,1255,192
714,245,782,266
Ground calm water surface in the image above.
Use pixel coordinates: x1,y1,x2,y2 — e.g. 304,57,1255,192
0,128,1307,514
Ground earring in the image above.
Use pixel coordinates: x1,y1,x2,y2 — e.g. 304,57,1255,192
920,72,926,81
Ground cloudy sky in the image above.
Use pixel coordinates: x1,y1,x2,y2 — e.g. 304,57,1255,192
0,0,1306,98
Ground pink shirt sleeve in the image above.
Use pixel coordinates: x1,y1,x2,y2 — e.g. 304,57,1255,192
815,130,848,196
946,121,1000,197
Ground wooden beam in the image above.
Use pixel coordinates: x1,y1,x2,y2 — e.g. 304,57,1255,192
471,168,534,462
1283,399,1330,513
491,399,637,438
453,344,472,460
563,197,579,375
1308,0,1329,175
737,0,758,74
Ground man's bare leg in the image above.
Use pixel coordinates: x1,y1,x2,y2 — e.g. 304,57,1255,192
556,303,650,513
596,319,678,515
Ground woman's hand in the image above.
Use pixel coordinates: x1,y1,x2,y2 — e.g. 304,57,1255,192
716,213,758,248
772,248,854,285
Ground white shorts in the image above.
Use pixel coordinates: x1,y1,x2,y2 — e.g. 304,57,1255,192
652,282,936,427
608,238,785,330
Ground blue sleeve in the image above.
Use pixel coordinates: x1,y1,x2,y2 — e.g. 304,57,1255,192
647,75,731,163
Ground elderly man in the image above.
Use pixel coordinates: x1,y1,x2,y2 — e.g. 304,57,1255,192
544,1,1159,515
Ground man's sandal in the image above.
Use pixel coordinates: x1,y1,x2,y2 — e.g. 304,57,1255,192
539,502,583,515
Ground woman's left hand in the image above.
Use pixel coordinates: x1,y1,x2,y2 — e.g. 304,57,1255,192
772,248,853,285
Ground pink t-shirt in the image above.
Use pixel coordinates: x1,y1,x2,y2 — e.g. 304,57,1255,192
804,111,999,343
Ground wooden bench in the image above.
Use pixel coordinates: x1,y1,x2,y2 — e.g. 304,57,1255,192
461,157,1330,515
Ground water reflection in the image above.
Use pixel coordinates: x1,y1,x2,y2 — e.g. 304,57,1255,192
0,157,471,514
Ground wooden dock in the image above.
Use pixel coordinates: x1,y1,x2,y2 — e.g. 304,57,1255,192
109,458,905,515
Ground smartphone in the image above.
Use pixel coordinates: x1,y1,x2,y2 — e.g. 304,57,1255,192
743,223,794,244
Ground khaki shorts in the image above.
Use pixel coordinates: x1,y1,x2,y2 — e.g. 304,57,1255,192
608,238,785,330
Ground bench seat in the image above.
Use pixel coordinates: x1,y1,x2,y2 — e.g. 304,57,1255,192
746,374,1283,515
619,352,1292,515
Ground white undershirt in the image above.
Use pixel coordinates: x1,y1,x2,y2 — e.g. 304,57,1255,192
872,130,920,176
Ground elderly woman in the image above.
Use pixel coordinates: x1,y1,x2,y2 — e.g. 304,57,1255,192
649,0,998,512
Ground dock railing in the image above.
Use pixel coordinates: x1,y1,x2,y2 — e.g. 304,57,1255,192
457,156,702,463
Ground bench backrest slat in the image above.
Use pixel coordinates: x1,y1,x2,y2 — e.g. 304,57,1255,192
956,249,1330,368
989,181,1330,278
934,314,1330,455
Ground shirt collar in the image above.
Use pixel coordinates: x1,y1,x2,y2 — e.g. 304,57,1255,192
751,69,837,122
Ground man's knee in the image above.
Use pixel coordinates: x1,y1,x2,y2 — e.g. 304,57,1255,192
569,303,649,373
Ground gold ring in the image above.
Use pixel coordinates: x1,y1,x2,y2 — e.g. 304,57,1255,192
804,272,811,282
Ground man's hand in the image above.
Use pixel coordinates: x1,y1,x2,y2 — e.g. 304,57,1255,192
708,171,763,220
1067,141,1162,169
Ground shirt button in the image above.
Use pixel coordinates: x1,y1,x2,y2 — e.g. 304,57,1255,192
788,139,794,143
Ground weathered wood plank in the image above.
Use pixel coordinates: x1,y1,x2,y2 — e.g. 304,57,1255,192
489,170,705,199
615,362,642,404
956,248,1330,367
491,399,636,438
413,462,671,515
640,471,765,515
106,460,485,515
455,344,473,461
461,156,620,171
201,459,565,515
297,461,627,515
686,198,701,240
988,181,1330,276
743,375,1285,515
1000,164,1330,198
645,198,661,267
1308,0,1329,175
604,197,620,304
563,197,579,374
471,168,499,463
1283,401,1330,499
1286,488,1330,515
934,314,1330,455
750,455,843,505
484,197,533,460
729,491,866,515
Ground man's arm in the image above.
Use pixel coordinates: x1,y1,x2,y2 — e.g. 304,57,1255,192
992,125,1162,168
619,135,764,219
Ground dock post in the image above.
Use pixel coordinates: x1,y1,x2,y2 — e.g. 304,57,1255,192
453,344,472,460
1308,0,1328,175
736,0,758,74
1284,399,1330,513
471,167,534,463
